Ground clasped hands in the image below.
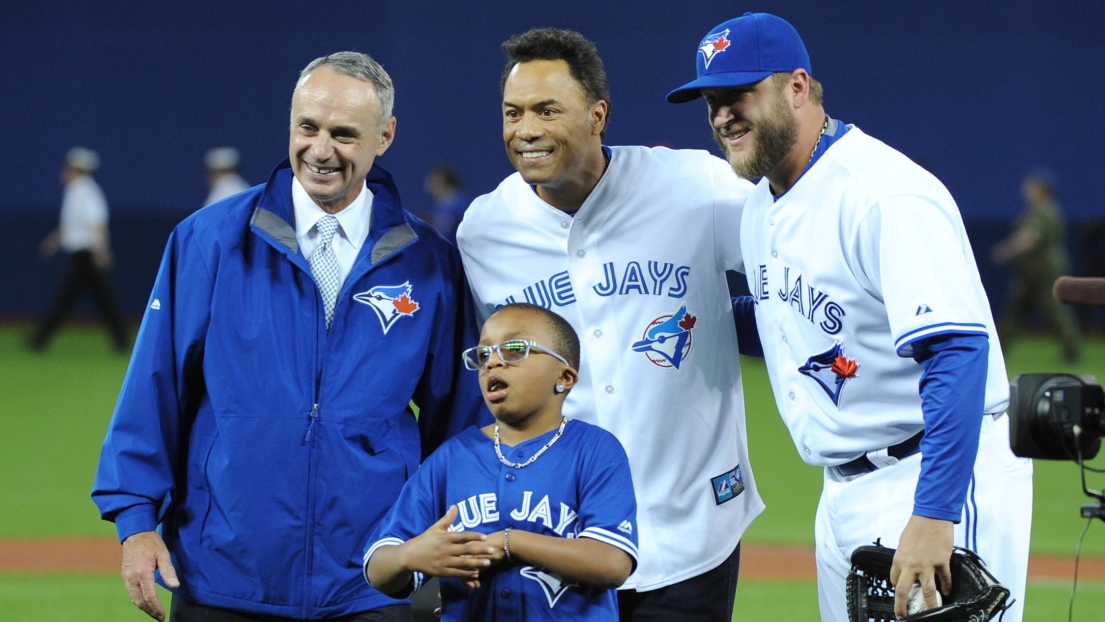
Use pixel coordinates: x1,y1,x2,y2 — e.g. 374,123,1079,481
402,505,511,590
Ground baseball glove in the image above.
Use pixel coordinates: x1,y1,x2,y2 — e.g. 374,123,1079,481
846,542,1011,621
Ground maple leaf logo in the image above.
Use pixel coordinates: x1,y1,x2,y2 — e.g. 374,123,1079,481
830,355,857,378
678,313,697,331
393,293,419,316
712,36,730,52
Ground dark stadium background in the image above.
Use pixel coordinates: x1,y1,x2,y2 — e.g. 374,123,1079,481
2,0,1102,322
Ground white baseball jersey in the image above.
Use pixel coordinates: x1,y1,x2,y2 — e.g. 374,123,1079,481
740,126,1009,464
739,125,1031,622
457,145,764,591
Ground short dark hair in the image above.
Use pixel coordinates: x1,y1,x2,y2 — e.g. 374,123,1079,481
490,303,581,370
501,28,611,138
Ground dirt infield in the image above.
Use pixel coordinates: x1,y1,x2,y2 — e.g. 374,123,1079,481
1,539,1103,581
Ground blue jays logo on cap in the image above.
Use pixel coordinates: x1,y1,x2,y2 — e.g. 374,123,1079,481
698,28,731,69
667,12,812,104
353,281,420,334
798,342,858,405
631,305,696,369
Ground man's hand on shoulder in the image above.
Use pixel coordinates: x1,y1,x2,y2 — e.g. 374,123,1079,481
121,530,179,621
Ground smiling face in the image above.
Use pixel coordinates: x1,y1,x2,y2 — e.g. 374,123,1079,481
502,59,608,211
289,66,396,213
477,307,577,430
702,76,798,181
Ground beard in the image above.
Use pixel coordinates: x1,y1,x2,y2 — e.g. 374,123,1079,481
716,92,799,181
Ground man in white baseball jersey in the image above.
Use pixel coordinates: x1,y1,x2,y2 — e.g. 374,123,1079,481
668,13,1032,622
457,28,764,621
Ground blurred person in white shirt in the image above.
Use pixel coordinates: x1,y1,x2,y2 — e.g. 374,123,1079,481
30,147,129,352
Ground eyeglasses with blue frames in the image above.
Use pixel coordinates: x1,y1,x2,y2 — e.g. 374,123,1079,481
462,339,571,371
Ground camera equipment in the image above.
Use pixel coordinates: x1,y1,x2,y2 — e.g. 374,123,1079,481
1007,276,1105,522
1008,374,1104,461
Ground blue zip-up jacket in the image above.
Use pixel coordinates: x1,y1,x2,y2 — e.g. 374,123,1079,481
92,160,486,618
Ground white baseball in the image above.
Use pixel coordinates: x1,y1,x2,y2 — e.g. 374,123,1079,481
907,582,942,614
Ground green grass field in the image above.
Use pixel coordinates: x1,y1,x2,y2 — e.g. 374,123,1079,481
2,325,1104,620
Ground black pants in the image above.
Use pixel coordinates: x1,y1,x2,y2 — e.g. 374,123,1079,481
617,541,741,621
31,249,128,351
169,595,411,622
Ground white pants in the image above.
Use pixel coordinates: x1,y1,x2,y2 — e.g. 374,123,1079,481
814,414,1032,622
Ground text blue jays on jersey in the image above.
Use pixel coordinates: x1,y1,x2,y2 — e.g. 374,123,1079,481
751,264,846,335
447,491,581,537
497,261,692,309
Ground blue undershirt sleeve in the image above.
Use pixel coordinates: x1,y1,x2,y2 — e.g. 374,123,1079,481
910,332,989,522
731,296,764,358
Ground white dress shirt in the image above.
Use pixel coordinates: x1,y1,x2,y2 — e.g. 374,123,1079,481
59,175,109,252
292,178,372,290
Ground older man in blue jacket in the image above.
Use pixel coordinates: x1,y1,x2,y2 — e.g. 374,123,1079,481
93,52,484,621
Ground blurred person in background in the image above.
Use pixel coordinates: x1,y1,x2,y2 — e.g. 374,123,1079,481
419,165,469,245
203,146,251,206
29,147,129,352
991,168,1081,361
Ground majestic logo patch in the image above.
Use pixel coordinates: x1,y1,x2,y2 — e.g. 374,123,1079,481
150,299,161,310
520,566,576,608
698,28,732,69
711,465,745,505
618,520,634,535
798,343,858,405
353,282,420,334
630,304,695,369
916,304,933,315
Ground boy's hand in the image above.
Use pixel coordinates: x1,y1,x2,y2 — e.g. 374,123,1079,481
401,506,494,581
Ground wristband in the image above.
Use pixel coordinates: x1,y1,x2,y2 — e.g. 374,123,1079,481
503,527,512,562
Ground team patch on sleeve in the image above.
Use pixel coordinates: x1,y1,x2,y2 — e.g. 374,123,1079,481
711,465,745,505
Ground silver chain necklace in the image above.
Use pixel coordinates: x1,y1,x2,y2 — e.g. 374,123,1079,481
494,417,568,469
808,116,829,164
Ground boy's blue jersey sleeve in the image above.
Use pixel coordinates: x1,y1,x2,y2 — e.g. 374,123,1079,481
575,428,639,568
363,442,447,596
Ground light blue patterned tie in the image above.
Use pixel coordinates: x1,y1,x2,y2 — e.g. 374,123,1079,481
309,215,340,331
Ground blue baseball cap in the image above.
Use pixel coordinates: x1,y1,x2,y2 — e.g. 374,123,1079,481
667,13,811,104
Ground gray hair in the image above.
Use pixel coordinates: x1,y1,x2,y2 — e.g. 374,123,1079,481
296,52,395,123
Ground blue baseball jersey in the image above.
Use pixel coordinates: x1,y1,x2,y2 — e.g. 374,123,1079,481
365,420,638,621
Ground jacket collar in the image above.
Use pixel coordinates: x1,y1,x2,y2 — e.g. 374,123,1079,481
249,159,416,265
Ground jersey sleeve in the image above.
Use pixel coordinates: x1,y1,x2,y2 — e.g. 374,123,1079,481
911,334,988,521
575,429,639,570
853,195,992,356
710,155,754,274
363,445,449,596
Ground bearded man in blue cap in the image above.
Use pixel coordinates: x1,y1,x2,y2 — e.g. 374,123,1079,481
668,13,1031,622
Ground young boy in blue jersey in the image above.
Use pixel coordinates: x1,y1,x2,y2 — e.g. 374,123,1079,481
365,302,638,620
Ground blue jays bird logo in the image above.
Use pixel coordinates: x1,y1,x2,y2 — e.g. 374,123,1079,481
353,282,420,334
698,28,732,69
798,343,858,405
631,305,696,369
520,566,576,609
